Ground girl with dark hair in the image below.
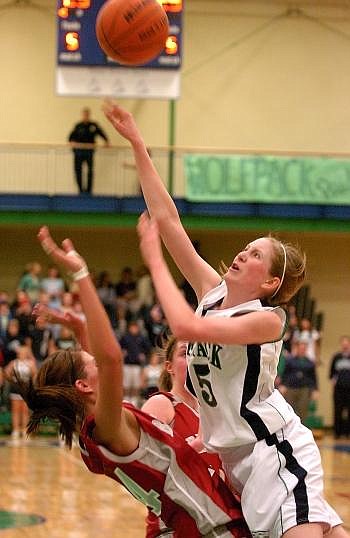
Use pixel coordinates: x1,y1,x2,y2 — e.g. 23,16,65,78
33,299,230,538
20,226,249,538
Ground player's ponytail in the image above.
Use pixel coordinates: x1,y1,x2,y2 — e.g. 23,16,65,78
16,350,86,448
158,335,178,392
267,237,306,306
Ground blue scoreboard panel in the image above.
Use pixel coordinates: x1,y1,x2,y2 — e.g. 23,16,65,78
57,0,182,69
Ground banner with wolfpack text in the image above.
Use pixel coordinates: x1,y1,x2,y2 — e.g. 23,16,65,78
184,154,350,204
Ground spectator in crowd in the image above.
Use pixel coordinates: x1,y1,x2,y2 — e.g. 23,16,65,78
293,317,321,365
15,300,34,340
0,301,12,338
140,348,163,401
55,325,77,351
27,315,56,367
144,302,168,348
60,291,75,314
72,301,86,323
54,293,85,340
1,319,23,366
17,262,42,304
282,304,299,358
10,290,31,317
68,107,110,194
115,266,139,324
41,265,65,309
279,339,318,423
0,291,10,303
0,365,5,410
329,335,350,439
4,342,37,443
119,319,151,406
95,270,118,328
276,305,300,388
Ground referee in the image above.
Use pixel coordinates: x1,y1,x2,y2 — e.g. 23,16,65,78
68,107,110,194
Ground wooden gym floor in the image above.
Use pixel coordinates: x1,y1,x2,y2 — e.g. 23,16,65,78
0,434,349,537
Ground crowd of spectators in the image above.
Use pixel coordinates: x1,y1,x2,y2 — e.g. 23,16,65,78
0,262,348,441
278,305,349,438
0,260,170,440
276,304,321,426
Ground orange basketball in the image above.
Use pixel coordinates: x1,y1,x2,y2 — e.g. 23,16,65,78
96,0,169,66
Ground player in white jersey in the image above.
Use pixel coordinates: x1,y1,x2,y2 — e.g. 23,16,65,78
103,101,349,538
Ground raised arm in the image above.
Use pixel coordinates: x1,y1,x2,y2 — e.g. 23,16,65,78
137,213,284,345
37,226,139,454
103,100,221,300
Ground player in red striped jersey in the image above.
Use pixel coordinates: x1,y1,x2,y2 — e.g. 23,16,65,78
19,226,250,538
142,335,231,538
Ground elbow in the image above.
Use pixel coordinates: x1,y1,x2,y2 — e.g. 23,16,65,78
170,317,201,342
154,213,175,228
153,209,180,228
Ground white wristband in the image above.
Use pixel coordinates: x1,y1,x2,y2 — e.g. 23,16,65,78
67,250,80,258
72,266,89,281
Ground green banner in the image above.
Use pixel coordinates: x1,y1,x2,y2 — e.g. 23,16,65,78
184,154,350,204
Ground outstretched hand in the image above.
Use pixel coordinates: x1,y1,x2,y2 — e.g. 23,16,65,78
137,212,163,270
32,302,55,325
102,100,142,145
32,302,83,331
38,226,86,275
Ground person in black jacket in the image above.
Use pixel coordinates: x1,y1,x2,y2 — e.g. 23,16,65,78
119,320,151,407
68,107,110,194
329,335,350,439
279,339,318,423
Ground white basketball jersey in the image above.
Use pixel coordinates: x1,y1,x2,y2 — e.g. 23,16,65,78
186,281,294,452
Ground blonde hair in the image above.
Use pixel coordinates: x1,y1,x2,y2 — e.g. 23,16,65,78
266,236,306,306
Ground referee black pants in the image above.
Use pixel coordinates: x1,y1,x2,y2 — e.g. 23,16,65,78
73,149,94,193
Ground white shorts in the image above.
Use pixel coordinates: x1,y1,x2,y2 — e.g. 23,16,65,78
220,415,342,538
123,364,142,390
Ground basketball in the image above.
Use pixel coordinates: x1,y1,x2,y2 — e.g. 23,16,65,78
95,0,169,66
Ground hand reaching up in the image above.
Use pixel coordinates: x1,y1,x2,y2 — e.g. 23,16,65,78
32,302,89,352
102,100,142,146
137,212,163,270
32,302,83,332
38,226,88,281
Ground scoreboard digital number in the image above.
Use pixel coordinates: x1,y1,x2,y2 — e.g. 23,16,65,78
57,0,182,69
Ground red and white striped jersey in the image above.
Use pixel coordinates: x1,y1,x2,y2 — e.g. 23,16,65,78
79,402,250,538
145,392,232,538
155,391,223,474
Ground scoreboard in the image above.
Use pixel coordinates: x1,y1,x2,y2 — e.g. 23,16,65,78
57,0,183,69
